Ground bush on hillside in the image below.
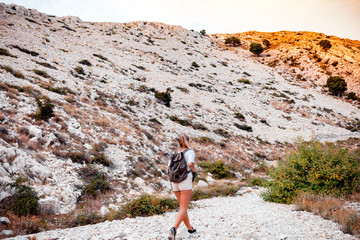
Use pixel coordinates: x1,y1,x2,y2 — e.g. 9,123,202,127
347,92,358,101
121,194,178,217
34,97,55,121
249,43,264,56
262,139,360,204
319,39,332,51
199,160,233,179
325,76,347,97
5,177,40,216
154,88,172,107
200,29,206,36
82,173,111,198
192,184,241,201
225,36,241,46
262,39,271,49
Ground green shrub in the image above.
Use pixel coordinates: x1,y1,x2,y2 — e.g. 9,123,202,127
93,53,109,61
34,61,57,69
0,65,24,79
74,66,85,75
79,59,92,66
12,45,39,56
249,42,264,56
192,184,241,201
69,152,89,164
82,173,111,198
74,213,101,226
33,69,52,79
262,140,360,204
213,128,230,137
234,123,252,132
5,177,39,216
200,29,206,35
347,92,358,101
238,78,251,84
225,36,241,46
199,160,233,179
92,154,112,167
191,61,200,68
234,112,245,121
319,39,332,50
251,177,270,187
154,88,172,107
41,85,74,95
169,115,191,126
0,48,17,58
325,76,347,96
122,194,178,217
262,39,271,48
34,97,55,121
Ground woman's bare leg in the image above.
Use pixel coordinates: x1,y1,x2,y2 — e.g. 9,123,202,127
174,190,192,230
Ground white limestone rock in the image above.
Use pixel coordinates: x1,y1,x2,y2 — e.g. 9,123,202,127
39,196,60,214
197,180,208,188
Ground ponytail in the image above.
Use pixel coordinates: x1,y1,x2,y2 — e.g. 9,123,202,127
178,134,190,149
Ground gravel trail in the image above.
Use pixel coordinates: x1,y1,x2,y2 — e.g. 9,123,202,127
6,188,357,240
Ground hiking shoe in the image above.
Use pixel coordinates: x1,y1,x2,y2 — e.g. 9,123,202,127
188,228,197,234
169,227,176,240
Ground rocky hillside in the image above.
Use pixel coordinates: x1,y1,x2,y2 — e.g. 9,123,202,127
213,31,360,96
0,2,359,227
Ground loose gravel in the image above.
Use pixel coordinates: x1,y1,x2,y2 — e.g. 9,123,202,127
6,188,357,240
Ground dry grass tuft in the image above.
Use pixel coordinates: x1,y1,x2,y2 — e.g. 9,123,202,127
295,192,360,237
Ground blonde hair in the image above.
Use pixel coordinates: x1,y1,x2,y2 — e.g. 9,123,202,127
178,134,190,149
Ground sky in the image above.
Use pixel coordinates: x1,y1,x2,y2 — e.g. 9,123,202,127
3,0,360,40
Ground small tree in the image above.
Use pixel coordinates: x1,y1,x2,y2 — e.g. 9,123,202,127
249,42,264,56
225,37,241,47
325,76,347,97
262,39,271,49
200,29,206,36
319,39,332,51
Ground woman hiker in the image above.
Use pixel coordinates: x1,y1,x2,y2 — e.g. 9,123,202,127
168,134,197,240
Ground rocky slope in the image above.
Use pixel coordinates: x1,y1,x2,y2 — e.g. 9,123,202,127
213,31,360,96
0,3,359,237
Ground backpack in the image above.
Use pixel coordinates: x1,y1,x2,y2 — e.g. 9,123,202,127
168,149,190,183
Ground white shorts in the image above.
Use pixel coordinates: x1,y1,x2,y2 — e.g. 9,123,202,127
171,172,193,192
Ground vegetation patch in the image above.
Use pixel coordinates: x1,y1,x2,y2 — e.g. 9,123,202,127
81,172,111,199
192,183,242,201
12,45,39,56
325,76,347,97
34,97,55,121
234,123,253,132
93,53,109,62
225,37,241,46
169,115,192,126
0,48,17,58
295,192,360,236
40,85,74,95
238,78,251,84
213,128,230,137
33,69,52,79
0,65,24,79
74,66,85,75
4,177,39,216
121,194,178,218
249,42,264,56
154,88,172,107
34,60,57,70
199,160,233,179
262,139,360,204
79,59,92,66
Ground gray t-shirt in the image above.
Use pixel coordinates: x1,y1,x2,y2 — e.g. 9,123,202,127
168,149,195,171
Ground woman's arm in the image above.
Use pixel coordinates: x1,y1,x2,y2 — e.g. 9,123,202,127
188,162,196,172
